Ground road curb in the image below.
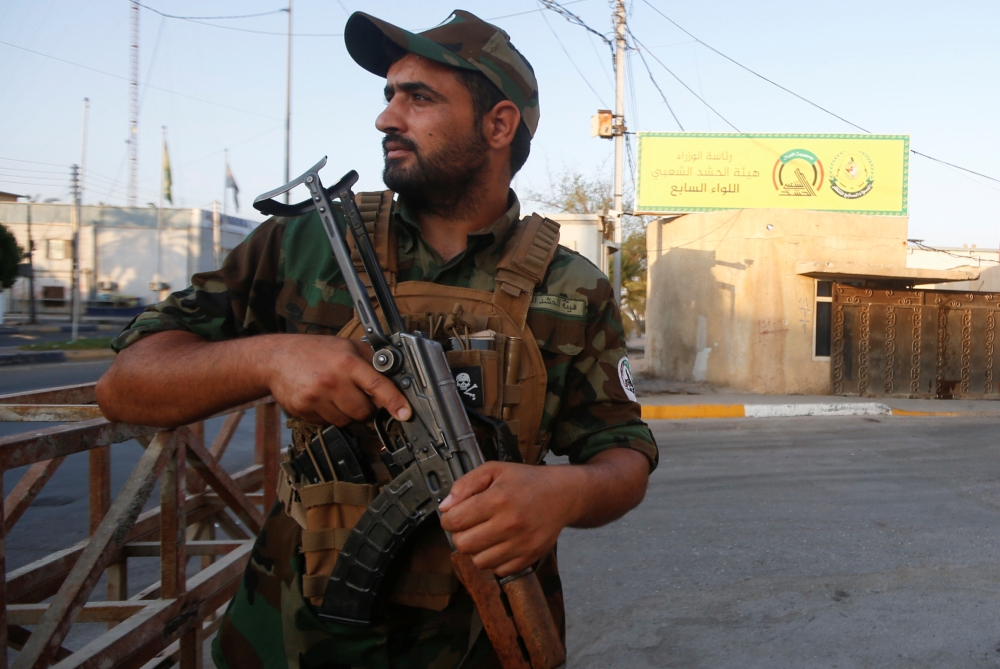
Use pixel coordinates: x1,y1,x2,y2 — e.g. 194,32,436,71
640,402,986,420
0,349,116,367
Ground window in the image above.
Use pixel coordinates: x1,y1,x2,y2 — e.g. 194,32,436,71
814,280,833,358
47,239,71,260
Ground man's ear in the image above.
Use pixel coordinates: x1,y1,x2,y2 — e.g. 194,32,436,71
484,100,520,151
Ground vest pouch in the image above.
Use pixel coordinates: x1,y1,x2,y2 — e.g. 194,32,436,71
446,346,503,419
296,479,379,606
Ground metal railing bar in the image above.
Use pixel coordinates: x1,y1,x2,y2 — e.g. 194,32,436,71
210,509,252,541
4,457,66,533
184,439,264,535
0,420,158,470
12,430,181,669
6,466,261,603
6,626,72,662
0,406,105,422
48,543,251,669
0,383,97,405
123,540,244,558
8,601,150,626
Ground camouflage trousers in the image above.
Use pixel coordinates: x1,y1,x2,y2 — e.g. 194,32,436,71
211,503,565,669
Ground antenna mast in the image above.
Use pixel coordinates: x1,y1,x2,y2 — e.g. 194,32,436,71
128,0,140,206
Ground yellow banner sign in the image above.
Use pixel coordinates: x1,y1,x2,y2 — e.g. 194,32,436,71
635,133,909,215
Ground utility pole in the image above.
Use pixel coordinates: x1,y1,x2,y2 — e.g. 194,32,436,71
154,126,165,304
284,1,292,204
128,0,139,207
81,97,91,300
25,198,36,324
70,165,81,341
612,0,627,306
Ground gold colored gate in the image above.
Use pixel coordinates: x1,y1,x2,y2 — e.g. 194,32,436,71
832,284,1000,398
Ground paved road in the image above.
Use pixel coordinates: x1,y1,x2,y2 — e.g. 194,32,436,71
7,360,1000,666
559,416,1000,669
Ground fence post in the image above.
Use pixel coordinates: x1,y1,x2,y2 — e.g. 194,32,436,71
0,473,8,669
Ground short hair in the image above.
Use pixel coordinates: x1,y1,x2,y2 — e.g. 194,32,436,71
455,69,532,177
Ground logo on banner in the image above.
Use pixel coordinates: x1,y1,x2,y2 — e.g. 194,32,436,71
829,150,874,199
773,149,824,197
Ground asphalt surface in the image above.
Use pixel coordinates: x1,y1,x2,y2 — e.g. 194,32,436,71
7,362,1000,666
559,416,1000,669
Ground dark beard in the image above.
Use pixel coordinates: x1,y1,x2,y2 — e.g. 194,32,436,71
382,126,490,218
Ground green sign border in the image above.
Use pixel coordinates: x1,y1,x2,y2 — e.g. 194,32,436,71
635,132,910,216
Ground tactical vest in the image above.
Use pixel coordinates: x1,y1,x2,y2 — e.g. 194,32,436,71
280,191,563,614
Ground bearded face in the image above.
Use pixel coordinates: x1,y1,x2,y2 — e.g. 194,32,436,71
381,119,489,216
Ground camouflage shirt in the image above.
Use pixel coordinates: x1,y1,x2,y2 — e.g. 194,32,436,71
114,191,657,669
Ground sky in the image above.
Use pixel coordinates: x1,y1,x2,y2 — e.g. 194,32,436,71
1,0,998,247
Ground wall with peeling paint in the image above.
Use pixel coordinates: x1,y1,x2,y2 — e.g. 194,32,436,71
645,209,908,394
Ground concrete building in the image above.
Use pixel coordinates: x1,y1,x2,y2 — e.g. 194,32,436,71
0,202,258,316
543,213,611,273
645,209,977,394
906,244,1000,293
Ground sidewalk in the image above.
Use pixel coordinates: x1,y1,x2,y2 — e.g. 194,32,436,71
638,391,1000,420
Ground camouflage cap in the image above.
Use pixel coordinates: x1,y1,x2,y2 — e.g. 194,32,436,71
345,10,540,137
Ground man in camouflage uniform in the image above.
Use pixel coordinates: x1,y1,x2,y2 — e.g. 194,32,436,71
97,9,657,669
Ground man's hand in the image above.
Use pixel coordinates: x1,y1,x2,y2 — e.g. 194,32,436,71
97,330,410,428
267,335,411,426
438,448,649,576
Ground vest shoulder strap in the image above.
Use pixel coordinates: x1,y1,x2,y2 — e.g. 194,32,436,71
348,190,397,293
493,214,561,327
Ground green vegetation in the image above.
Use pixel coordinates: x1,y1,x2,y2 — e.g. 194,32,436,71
19,337,114,351
0,223,26,290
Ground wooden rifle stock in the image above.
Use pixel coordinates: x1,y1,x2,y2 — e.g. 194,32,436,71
451,553,566,669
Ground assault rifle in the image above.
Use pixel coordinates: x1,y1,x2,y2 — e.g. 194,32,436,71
254,157,565,669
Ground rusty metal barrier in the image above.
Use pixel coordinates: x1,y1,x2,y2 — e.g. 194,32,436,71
0,383,281,668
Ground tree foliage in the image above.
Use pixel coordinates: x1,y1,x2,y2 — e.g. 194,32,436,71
0,224,25,290
527,168,648,337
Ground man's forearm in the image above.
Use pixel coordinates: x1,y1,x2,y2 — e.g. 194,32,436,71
564,447,650,528
96,330,275,427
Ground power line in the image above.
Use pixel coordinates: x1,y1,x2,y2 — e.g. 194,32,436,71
487,0,587,22
134,4,287,20
639,0,867,134
538,0,613,50
536,6,609,107
632,45,683,130
627,29,739,131
639,0,1000,185
136,2,341,37
0,39,280,121
0,156,69,168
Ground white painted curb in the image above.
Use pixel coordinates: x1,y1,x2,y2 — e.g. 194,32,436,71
742,403,892,418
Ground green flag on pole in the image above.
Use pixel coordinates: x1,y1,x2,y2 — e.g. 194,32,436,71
162,137,172,205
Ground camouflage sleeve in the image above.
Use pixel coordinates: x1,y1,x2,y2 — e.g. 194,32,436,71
112,217,288,351
543,269,659,471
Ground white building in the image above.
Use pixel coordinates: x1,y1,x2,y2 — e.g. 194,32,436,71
0,202,259,315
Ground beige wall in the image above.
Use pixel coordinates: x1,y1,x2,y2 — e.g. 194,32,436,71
645,209,908,394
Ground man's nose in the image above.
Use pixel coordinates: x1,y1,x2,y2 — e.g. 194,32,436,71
376,96,405,134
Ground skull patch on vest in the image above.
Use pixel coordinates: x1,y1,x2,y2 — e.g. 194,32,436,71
452,366,484,407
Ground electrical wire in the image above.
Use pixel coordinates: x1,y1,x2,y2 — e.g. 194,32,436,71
538,0,613,50
627,29,739,131
133,4,287,21
638,0,1000,185
488,0,587,22
135,3,340,37
0,156,68,168
0,39,280,121
536,6,609,107
632,45,683,130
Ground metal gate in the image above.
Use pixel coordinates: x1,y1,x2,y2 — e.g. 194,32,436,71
832,284,1000,399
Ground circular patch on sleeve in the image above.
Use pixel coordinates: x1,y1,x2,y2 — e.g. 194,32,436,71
618,356,636,402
